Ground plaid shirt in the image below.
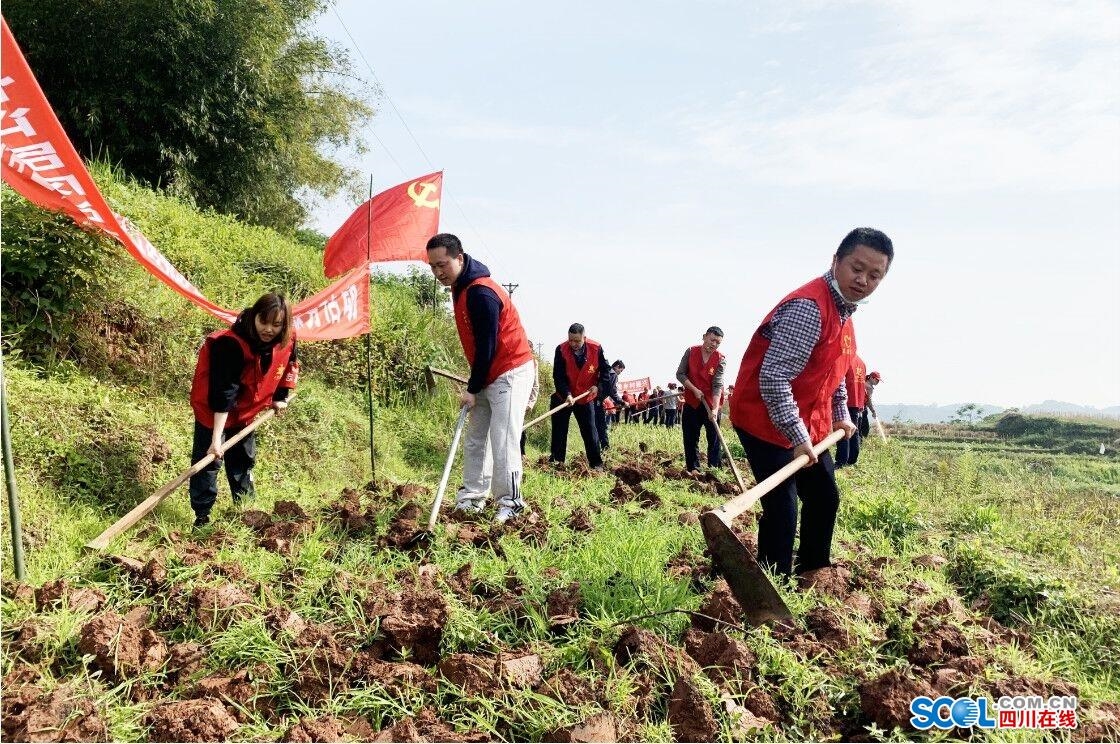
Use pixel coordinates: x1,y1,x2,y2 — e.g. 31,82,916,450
758,271,857,447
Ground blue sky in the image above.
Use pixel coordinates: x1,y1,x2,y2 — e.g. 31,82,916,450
311,0,1120,408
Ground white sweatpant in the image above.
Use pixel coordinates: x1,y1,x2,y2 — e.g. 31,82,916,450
456,360,534,511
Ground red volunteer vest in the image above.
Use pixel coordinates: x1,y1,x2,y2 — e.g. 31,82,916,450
190,329,297,430
559,339,602,405
730,277,855,447
846,353,867,409
603,397,616,413
683,344,724,409
453,277,533,386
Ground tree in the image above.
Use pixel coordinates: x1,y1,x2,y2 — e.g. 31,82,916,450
5,0,372,231
949,403,984,425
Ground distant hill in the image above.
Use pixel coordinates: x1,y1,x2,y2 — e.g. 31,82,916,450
877,400,1120,424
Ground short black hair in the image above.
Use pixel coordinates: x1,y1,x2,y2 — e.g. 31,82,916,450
612,360,625,369
426,233,463,258
568,323,585,334
836,228,893,264
705,326,724,337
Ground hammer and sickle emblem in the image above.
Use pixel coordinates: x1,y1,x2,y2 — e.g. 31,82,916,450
407,181,440,209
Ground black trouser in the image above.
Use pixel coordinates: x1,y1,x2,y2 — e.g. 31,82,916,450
735,427,840,576
835,406,863,466
664,408,677,427
189,421,256,518
594,401,611,450
681,403,722,471
549,396,602,467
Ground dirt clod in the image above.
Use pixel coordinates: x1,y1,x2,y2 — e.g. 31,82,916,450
806,607,858,652
78,611,167,679
668,676,719,742
546,582,582,630
191,583,255,630
439,653,496,695
1,683,109,742
567,507,594,532
383,502,424,549
692,580,743,631
545,712,617,742
146,698,239,742
382,587,449,665
859,669,936,730
240,510,273,532
798,564,852,600
685,631,758,684
499,652,544,688
284,715,345,743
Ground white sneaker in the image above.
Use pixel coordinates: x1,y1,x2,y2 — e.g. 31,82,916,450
495,505,520,523
454,498,485,514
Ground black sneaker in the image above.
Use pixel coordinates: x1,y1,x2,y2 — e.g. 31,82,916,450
193,514,211,529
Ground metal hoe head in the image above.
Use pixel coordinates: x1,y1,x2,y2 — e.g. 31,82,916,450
700,510,794,627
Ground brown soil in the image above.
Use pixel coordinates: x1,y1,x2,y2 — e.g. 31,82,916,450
668,676,719,742
3,580,35,605
545,712,618,743
842,591,879,622
265,607,307,638
374,708,488,743
178,542,217,566
567,508,595,532
797,564,853,600
612,462,657,486
905,578,933,596
191,583,255,630
191,669,267,716
665,547,711,591
907,617,970,666
546,582,582,630
349,658,435,694
393,483,431,502
858,669,936,730
925,656,986,695
493,508,549,545
439,653,498,695
78,610,168,680
272,500,310,521
381,587,449,665
326,487,377,534
382,502,424,549
987,675,1079,701
806,607,858,652
240,509,273,532
614,625,699,682
1,683,109,742
165,642,207,686
1075,702,1120,743
723,694,776,737
287,623,351,704
146,698,239,742
912,554,948,570
692,580,743,631
449,522,491,547
744,686,783,723
677,511,699,525
771,624,829,660
284,715,346,743
499,652,544,688
446,563,474,600
540,669,599,706
34,580,106,614
684,630,758,685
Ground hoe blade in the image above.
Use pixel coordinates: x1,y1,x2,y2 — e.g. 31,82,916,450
700,511,794,627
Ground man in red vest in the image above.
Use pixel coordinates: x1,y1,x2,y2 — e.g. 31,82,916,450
836,350,868,466
550,323,611,469
427,234,536,523
676,326,727,473
729,227,893,576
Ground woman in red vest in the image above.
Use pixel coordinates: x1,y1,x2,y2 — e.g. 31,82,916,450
676,326,727,473
189,292,298,528
835,349,867,467
550,323,610,469
728,228,893,576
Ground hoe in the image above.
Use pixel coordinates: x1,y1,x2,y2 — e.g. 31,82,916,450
700,400,845,626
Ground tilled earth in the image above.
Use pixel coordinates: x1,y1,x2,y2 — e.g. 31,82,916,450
2,445,1116,742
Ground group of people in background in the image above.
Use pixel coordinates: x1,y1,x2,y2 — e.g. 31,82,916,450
191,226,895,582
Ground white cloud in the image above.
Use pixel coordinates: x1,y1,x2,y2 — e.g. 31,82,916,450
682,0,1120,191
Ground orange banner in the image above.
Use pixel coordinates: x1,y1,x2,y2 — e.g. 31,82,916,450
0,18,368,341
323,171,443,277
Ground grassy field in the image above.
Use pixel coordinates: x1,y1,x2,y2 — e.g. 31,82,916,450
3,173,1119,741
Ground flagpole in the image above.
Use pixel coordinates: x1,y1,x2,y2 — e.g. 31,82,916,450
365,174,376,482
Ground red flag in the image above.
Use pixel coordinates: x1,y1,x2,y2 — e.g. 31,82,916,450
323,171,443,277
0,18,369,342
